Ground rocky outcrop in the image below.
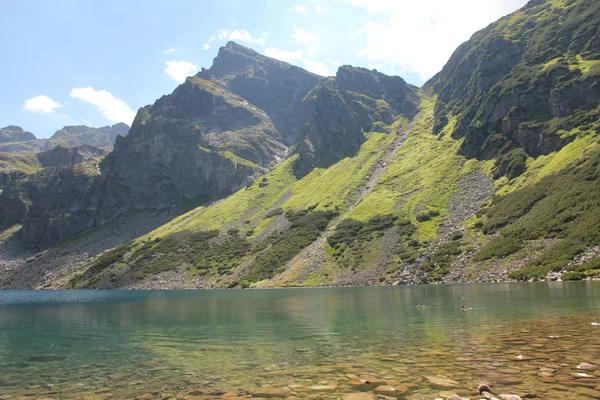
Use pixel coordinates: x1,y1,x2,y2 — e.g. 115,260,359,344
206,41,323,144
0,147,115,246
37,145,107,168
0,126,37,143
46,123,129,149
293,66,419,176
426,0,600,160
105,75,285,209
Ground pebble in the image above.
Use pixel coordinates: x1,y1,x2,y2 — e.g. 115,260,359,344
340,394,377,400
577,362,597,370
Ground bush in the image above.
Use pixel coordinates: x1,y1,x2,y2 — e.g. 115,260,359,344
265,207,284,218
416,209,440,222
474,236,523,261
493,148,528,179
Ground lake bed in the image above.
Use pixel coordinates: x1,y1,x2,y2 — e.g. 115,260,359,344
0,283,599,399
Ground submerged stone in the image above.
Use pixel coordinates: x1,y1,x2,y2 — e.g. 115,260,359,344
27,355,66,362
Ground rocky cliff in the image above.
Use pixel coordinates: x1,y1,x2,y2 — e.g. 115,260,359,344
426,0,600,166
0,126,37,143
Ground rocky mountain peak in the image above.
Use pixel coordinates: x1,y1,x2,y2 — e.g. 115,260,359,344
1,125,24,132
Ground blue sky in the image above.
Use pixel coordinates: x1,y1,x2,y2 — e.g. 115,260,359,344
1,0,527,138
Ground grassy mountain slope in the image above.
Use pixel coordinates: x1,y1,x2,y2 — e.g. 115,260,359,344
10,0,600,289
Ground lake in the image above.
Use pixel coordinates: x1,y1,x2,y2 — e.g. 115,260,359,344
0,283,599,399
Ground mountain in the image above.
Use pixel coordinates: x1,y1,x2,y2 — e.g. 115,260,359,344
0,123,130,154
47,123,130,148
0,126,37,143
0,0,599,289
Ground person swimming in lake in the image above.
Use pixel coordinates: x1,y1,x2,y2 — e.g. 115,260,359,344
417,303,426,309
461,305,472,311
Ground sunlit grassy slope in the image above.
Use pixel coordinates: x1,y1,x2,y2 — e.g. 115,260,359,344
69,93,600,288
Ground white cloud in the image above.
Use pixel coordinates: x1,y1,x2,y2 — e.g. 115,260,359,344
302,58,335,76
70,87,135,124
209,29,264,46
23,95,62,113
288,5,307,14
345,0,528,80
162,48,177,54
165,61,199,83
265,48,304,63
203,43,210,50
315,4,324,11
293,28,322,57
264,47,335,76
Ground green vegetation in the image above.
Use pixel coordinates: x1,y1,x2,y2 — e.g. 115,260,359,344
493,149,528,180
242,209,337,284
0,153,42,174
350,97,471,243
563,256,600,280
327,214,403,270
474,236,523,261
422,240,464,281
475,147,600,280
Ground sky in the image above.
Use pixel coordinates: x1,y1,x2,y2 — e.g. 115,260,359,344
0,0,528,138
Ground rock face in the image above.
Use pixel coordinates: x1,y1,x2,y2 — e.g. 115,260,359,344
293,66,419,176
0,146,116,246
37,145,107,168
0,126,37,143
207,41,323,145
426,0,600,165
47,123,130,149
106,76,285,209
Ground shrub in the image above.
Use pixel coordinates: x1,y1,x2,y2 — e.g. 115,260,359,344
474,236,523,261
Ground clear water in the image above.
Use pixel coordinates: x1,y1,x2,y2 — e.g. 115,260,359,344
0,283,599,399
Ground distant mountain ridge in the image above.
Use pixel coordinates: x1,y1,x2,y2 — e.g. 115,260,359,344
0,122,130,153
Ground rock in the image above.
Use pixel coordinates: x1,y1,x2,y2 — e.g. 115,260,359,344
546,271,562,281
578,363,597,370
135,394,155,400
251,388,292,398
0,126,37,143
498,395,523,400
373,385,408,396
341,394,377,400
308,384,337,392
477,384,492,394
575,387,600,398
572,372,594,378
447,395,469,400
27,354,66,362
425,376,460,388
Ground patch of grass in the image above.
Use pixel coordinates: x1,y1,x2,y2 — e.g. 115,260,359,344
283,131,392,213
0,153,42,174
351,97,470,243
